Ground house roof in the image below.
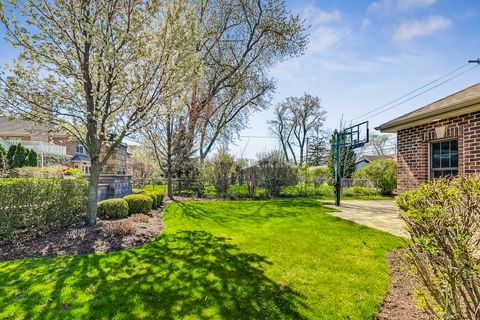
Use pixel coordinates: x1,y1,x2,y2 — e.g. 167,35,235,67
71,153,91,162
0,116,48,135
0,116,68,137
376,82,480,133
356,154,395,163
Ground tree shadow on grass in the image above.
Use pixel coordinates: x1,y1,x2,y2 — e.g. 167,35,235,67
0,231,308,319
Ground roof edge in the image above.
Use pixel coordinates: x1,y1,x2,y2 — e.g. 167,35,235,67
376,97,480,133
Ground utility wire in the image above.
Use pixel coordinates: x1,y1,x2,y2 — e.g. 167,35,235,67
364,64,479,120
351,62,472,122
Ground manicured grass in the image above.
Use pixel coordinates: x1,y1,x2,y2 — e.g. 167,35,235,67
0,199,403,319
142,184,167,194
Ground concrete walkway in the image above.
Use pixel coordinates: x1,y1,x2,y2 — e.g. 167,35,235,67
322,200,407,237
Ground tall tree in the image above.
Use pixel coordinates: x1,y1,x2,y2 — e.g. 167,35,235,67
360,133,395,155
0,0,196,224
269,93,326,165
184,0,307,161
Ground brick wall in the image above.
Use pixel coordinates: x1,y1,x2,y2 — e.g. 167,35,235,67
397,111,480,193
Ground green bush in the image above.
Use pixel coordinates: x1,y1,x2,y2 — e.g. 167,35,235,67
16,166,64,178
0,145,6,170
13,144,28,168
157,194,164,205
42,153,70,166
356,160,397,195
0,178,88,243
132,188,144,194
26,149,38,167
397,175,480,319
342,186,379,197
144,191,161,209
227,184,250,198
123,194,153,215
97,198,129,220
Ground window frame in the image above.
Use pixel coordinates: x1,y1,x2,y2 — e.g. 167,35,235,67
429,139,458,179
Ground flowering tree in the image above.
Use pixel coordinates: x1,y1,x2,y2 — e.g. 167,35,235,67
0,0,197,224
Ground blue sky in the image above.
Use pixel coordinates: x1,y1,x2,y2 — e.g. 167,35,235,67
1,0,479,159
235,0,480,158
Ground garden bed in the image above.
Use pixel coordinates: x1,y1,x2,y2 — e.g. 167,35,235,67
375,249,429,320
0,205,166,262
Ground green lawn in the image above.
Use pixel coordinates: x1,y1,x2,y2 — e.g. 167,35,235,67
0,199,403,319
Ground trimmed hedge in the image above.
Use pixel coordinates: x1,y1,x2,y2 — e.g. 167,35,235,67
144,191,158,209
143,190,164,209
0,178,88,243
123,194,152,215
97,198,129,220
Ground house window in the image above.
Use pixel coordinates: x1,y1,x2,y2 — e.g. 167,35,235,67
76,144,86,154
431,140,458,178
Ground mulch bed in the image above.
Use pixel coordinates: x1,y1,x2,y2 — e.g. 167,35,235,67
375,249,431,320
0,202,168,262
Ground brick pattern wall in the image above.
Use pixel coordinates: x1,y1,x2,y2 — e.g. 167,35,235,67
397,111,480,193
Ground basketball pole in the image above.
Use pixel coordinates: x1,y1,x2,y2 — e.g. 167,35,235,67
333,121,369,207
334,131,341,206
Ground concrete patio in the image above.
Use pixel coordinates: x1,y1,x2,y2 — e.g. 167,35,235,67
322,200,407,237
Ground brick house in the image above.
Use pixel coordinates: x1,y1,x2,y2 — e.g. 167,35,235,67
376,83,480,193
0,116,132,200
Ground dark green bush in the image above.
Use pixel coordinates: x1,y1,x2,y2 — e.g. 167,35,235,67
26,149,38,167
0,178,88,243
97,198,129,220
397,175,480,319
123,194,152,215
157,194,164,205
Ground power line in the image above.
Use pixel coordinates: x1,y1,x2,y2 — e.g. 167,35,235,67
239,135,276,139
364,64,479,120
351,62,472,122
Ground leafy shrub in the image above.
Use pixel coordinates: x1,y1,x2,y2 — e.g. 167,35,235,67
123,194,153,215
0,178,88,243
342,186,378,197
397,175,480,319
176,189,195,196
352,168,373,188
144,191,161,209
97,198,129,220
62,167,84,177
16,166,64,178
132,188,144,194
257,150,297,197
353,160,396,195
208,150,236,196
42,153,70,166
227,184,250,198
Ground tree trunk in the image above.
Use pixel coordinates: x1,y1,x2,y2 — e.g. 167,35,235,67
167,174,173,199
86,160,100,226
166,118,174,200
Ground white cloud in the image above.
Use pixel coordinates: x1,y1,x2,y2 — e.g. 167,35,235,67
303,5,342,25
393,15,452,41
301,6,351,54
368,0,436,13
362,18,372,28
